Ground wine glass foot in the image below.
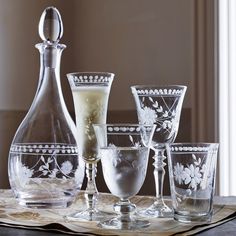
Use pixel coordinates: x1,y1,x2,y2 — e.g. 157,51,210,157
138,202,173,218
65,208,114,222
98,217,150,230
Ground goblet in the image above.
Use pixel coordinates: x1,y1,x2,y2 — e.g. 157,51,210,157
67,72,114,221
93,124,156,229
131,85,187,217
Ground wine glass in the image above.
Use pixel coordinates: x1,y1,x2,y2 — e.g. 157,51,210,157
131,85,187,218
93,124,156,230
67,72,114,221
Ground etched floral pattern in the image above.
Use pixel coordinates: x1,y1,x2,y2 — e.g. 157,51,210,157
10,144,83,185
173,154,212,191
182,164,202,190
61,161,73,175
137,95,180,138
139,107,157,125
18,162,34,187
173,163,184,185
14,153,82,187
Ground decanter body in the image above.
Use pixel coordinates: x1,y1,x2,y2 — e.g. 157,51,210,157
8,7,85,208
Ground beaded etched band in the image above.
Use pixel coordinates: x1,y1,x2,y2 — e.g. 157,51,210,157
72,75,111,83
10,143,78,155
107,126,153,133
170,145,218,153
68,73,114,88
134,88,184,96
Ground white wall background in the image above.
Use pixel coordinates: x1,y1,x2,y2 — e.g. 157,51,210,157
0,0,194,111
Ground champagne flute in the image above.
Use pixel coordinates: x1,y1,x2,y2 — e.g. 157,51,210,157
67,72,114,221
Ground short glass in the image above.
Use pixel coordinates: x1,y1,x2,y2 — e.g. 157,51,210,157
93,124,156,230
166,143,219,223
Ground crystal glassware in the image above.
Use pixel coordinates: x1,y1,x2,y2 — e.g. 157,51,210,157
8,7,85,208
166,143,219,223
131,85,187,217
93,124,156,230
67,72,114,221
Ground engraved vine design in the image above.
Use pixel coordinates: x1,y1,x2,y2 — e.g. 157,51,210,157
17,154,82,188
105,130,147,172
10,144,83,188
173,154,213,192
138,96,178,136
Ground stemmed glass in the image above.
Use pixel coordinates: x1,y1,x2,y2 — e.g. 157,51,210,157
67,72,114,221
131,85,187,217
93,124,156,230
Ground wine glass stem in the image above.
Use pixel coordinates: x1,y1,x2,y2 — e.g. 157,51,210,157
153,148,166,205
114,199,135,223
85,163,98,211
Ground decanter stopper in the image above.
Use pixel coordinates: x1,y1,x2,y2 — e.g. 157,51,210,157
38,6,63,43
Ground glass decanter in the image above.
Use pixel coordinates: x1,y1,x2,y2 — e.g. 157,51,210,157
8,7,85,208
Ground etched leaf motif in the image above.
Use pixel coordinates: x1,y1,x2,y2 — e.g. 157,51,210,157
153,101,158,108
48,169,58,178
129,135,134,145
42,170,48,176
134,142,141,148
192,154,197,160
163,110,169,117
48,157,54,163
156,106,163,113
39,166,44,171
148,97,154,103
194,158,201,166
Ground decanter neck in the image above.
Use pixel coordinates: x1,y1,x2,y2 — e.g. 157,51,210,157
36,42,66,69
32,42,66,106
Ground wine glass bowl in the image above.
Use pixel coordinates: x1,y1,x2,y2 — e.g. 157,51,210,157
131,85,187,218
93,124,156,230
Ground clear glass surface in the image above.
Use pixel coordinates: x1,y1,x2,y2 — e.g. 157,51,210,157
93,124,156,230
166,143,219,223
66,72,114,221
8,8,85,208
131,85,187,218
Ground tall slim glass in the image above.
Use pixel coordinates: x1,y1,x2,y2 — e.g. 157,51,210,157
67,72,114,221
131,85,186,218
